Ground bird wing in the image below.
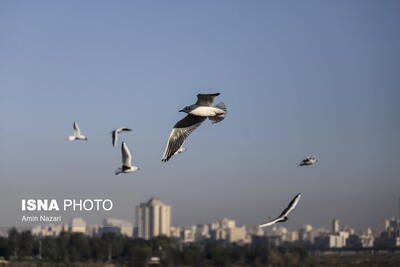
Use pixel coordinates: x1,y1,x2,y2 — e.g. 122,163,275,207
259,218,281,228
121,142,132,167
162,115,206,162
112,130,117,147
121,128,132,132
73,122,81,136
279,193,302,218
299,158,308,165
195,93,220,106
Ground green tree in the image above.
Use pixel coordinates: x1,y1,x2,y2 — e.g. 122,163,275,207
57,231,70,262
7,228,19,259
19,231,34,258
101,232,125,261
89,236,108,262
69,233,90,262
42,236,59,261
123,239,152,266
0,237,8,258
181,245,203,266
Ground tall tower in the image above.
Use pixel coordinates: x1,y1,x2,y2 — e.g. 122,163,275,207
136,198,171,240
332,219,340,234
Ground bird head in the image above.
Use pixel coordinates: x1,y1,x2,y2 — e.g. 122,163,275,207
179,106,191,113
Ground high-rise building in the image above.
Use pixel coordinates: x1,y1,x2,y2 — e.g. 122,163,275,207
135,198,171,240
332,219,340,233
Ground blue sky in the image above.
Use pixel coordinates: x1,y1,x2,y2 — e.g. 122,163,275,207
1,1,399,230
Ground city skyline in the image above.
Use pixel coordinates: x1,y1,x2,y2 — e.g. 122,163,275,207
1,1,400,231
5,214,400,250
3,196,399,235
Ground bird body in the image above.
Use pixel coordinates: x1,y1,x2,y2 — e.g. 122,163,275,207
115,142,139,175
68,122,87,141
259,193,302,228
183,105,226,117
161,93,227,162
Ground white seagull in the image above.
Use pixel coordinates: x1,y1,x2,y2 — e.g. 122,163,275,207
111,127,132,147
299,156,317,166
259,193,302,228
115,142,139,175
161,93,227,162
68,122,88,141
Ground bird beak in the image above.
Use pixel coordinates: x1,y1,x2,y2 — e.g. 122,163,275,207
179,109,184,112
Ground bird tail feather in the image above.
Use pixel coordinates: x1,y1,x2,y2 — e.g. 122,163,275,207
209,102,227,124
68,136,75,141
215,102,227,112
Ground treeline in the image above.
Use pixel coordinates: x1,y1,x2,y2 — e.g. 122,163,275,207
0,228,309,266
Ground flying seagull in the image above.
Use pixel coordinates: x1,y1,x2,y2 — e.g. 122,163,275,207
299,156,317,166
111,127,132,147
161,93,227,162
115,142,139,175
259,193,302,228
68,122,88,141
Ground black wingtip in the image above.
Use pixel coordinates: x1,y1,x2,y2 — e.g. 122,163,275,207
197,92,220,96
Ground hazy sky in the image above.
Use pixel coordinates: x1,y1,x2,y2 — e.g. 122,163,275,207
1,1,399,231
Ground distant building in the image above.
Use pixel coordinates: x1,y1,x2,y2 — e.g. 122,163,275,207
170,226,182,239
208,218,249,244
136,198,171,239
299,224,314,243
227,225,247,243
248,226,264,237
317,231,350,248
288,230,299,242
374,236,400,248
360,234,374,248
100,218,133,237
332,219,340,234
86,224,100,237
70,218,86,233
364,227,373,236
180,224,211,242
211,227,228,241
31,224,68,236
209,221,220,231
375,219,400,248
251,234,282,247
220,218,236,229
195,224,211,241
182,226,196,243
